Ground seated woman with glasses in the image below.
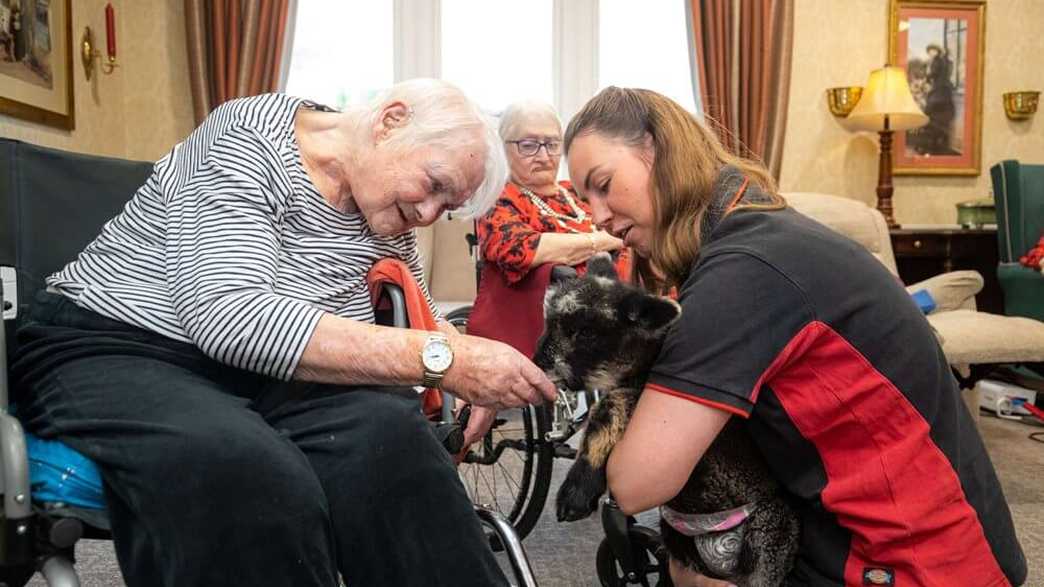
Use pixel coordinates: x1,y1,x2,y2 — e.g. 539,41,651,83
466,100,628,359
478,100,626,287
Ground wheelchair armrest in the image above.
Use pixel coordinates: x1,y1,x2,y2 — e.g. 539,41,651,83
375,283,409,329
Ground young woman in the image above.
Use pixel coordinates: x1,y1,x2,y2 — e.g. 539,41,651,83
564,87,1026,587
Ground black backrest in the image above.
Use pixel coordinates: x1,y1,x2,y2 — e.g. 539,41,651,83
0,139,152,343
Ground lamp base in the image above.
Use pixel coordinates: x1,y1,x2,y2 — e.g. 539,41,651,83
875,129,898,228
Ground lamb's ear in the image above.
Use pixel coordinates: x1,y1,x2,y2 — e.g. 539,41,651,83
621,291,682,333
586,252,618,281
543,283,560,315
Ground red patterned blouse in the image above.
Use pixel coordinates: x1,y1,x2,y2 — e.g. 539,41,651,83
478,181,628,284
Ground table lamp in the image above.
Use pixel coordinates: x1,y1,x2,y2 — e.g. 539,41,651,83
847,65,928,227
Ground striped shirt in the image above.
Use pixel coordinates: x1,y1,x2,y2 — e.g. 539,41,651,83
48,93,437,381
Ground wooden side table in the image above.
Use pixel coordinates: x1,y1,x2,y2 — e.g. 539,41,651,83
890,227,1004,315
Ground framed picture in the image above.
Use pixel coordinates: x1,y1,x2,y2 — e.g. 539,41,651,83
888,0,985,176
0,0,74,130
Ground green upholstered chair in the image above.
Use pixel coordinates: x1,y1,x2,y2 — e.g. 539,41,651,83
990,160,1044,322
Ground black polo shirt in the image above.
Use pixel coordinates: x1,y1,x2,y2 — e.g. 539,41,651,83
646,193,1026,586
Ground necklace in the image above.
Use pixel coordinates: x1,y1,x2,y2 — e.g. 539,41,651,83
519,185,588,233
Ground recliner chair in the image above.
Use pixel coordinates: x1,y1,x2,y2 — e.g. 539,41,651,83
785,191,1044,417
990,160,1044,322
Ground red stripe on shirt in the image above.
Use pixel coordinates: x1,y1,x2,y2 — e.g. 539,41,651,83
645,382,749,418
768,321,1010,586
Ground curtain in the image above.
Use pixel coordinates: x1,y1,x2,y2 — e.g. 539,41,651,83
185,0,293,125
688,0,794,180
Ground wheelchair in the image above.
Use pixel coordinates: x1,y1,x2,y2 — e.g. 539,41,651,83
0,138,538,587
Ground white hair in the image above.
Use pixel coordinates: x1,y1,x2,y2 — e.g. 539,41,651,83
498,100,563,142
369,79,507,219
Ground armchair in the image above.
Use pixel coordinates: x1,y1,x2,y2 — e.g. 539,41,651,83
990,160,1044,322
784,192,1044,420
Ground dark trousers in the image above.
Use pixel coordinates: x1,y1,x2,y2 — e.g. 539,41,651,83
12,292,507,587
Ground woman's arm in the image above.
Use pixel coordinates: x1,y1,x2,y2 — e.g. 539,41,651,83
295,314,556,410
607,390,730,515
531,230,623,267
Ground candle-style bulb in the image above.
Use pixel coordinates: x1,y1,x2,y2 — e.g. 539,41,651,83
105,3,116,59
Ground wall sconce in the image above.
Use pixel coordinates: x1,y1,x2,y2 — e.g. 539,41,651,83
826,86,864,117
1003,91,1040,121
81,3,118,80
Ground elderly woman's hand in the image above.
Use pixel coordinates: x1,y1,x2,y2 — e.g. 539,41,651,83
443,333,557,410
593,229,625,253
669,558,736,587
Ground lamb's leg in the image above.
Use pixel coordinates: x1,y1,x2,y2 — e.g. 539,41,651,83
555,388,638,522
738,498,800,587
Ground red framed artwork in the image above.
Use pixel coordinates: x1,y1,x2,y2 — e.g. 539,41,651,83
0,0,74,130
889,0,985,176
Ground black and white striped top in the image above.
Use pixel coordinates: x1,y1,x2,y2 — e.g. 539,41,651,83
48,93,437,381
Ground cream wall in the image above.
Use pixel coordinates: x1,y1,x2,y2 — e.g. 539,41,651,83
780,0,1044,225
0,0,194,161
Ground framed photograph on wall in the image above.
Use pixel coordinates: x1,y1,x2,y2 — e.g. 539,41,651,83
888,0,985,176
0,0,74,130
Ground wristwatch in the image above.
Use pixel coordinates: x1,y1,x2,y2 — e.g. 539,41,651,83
420,333,454,389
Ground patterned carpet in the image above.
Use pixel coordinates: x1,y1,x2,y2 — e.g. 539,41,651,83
26,412,1044,587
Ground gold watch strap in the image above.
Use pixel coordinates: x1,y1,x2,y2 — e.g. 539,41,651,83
421,371,444,389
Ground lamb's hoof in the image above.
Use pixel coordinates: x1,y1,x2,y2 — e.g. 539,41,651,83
555,459,606,522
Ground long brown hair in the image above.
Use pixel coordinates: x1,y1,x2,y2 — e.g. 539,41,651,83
564,87,784,291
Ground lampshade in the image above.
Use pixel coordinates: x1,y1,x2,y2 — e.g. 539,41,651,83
847,66,928,132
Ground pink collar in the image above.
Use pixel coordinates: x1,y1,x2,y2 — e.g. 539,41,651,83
659,502,757,537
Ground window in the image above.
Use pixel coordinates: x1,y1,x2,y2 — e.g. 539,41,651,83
440,0,554,115
598,0,699,113
285,1,394,109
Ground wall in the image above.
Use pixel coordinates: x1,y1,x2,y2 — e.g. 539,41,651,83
120,1,194,161
0,0,194,162
780,0,1044,225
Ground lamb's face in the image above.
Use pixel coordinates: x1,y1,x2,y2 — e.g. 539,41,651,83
532,254,681,392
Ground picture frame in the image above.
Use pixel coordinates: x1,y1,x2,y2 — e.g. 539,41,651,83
888,0,985,176
0,0,74,130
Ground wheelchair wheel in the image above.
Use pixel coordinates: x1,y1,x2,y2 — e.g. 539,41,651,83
596,526,672,587
446,306,555,542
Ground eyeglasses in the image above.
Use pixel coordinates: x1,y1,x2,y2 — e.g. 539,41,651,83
507,139,562,157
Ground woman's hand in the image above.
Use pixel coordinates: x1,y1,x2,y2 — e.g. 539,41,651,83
462,405,497,446
669,558,736,587
442,333,557,410
452,403,498,465
592,229,624,253
532,230,625,267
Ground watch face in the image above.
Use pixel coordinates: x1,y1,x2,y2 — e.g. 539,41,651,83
423,339,453,372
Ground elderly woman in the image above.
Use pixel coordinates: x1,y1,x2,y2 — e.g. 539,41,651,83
477,100,625,285
12,80,555,587
466,101,627,359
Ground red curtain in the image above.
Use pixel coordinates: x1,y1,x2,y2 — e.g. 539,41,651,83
185,0,291,125
689,0,794,179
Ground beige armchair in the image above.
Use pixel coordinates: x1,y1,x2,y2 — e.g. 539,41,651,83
785,192,1044,420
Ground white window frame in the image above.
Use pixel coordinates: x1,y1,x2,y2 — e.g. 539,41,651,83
392,0,697,122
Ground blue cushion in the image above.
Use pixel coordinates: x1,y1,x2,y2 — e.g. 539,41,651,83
910,289,936,314
26,434,106,510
